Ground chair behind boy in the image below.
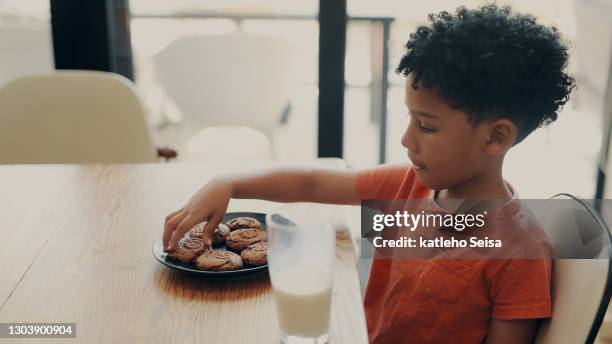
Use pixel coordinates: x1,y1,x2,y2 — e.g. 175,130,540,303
535,194,612,344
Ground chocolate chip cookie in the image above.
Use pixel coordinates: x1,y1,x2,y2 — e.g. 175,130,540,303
188,222,205,239
195,250,243,271
240,242,268,266
226,228,267,252
212,223,231,245
225,217,263,231
167,236,206,263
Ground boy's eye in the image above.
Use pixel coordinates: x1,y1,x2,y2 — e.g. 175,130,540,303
418,121,435,133
407,113,436,133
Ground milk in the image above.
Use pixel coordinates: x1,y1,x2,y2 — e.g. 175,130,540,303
271,266,332,337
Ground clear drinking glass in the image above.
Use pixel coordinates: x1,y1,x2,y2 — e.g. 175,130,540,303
266,203,336,344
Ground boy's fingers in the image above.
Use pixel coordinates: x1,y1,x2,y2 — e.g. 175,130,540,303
163,211,184,251
202,213,224,248
165,208,182,222
168,216,199,251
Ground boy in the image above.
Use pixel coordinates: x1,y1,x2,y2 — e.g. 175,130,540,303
163,5,574,343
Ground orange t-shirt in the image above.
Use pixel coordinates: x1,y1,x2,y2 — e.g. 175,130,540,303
356,163,552,344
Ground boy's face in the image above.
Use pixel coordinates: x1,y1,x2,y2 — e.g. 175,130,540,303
402,77,490,191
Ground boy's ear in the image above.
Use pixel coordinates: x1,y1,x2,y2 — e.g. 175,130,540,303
483,119,517,155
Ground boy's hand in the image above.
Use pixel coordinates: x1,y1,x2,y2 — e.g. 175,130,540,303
163,178,232,252
162,167,360,252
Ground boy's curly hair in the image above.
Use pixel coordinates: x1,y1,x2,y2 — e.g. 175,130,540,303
397,4,575,142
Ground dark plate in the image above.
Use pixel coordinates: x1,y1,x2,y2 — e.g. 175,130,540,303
152,212,268,277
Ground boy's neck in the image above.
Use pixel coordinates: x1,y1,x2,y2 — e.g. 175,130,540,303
437,167,512,201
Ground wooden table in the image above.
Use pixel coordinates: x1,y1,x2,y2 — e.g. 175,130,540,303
0,164,368,343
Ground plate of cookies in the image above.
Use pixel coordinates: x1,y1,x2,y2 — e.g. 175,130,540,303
152,212,269,277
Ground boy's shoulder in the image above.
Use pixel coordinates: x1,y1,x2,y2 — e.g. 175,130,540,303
488,191,553,255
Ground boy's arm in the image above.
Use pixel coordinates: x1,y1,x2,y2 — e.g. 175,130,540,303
486,319,538,344
163,167,361,251
228,167,361,204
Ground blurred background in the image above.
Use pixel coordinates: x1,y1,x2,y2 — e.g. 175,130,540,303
0,0,611,199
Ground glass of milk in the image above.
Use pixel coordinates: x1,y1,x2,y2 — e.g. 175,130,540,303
266,203,336,344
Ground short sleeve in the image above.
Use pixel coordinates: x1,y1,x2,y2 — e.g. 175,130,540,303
355,163,412,199
490,258,552,320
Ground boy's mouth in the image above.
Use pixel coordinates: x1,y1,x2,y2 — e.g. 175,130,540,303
411,160,427,171
407,153,426,170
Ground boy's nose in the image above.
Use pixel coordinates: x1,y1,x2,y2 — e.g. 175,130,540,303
401,122,418,153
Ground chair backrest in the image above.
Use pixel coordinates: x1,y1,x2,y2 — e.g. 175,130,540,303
153,34,296,136
0,71,157,164
535,194,612,344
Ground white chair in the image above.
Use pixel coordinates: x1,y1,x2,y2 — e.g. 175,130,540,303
534,194,612,344
153,34,296,161
183,125,273,162
0,71,173,164
154,34,296,136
